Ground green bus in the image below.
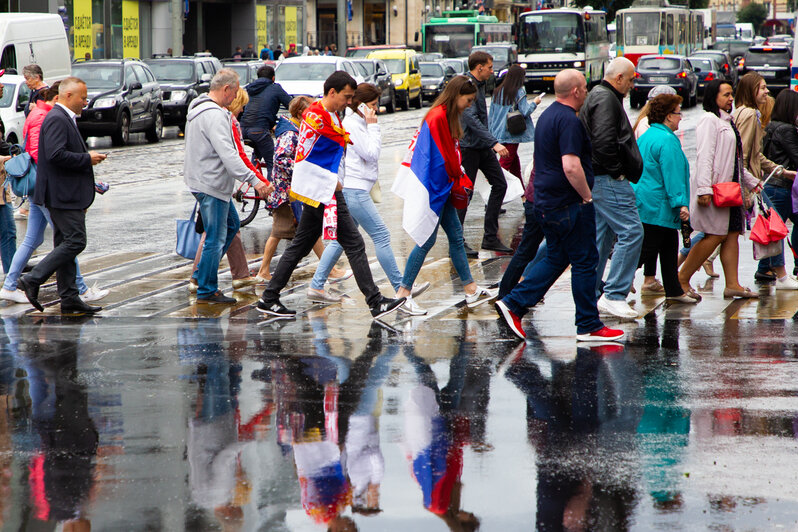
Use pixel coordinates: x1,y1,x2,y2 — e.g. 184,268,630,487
422,11,513,58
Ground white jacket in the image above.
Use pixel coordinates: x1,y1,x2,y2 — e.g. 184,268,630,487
342,108,381,191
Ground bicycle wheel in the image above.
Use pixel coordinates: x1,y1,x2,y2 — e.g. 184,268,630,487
239,197,261,227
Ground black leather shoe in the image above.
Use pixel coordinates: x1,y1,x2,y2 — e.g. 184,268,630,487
17,277,43,312
463,243,479,258
61,299,102,314
754,270,777,283
481,239,513,253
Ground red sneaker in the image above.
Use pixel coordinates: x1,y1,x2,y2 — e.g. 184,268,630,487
576,326,625,342
495,300,526,339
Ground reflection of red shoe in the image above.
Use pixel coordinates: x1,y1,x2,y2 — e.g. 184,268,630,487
576,326,625,342
589,343,625,356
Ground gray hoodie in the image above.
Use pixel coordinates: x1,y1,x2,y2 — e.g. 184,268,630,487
183,94,259,201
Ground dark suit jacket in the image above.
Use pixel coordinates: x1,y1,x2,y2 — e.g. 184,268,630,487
33,105,95,210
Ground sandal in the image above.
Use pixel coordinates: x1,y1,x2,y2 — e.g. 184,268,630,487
641,280,666,295
723,287,759,299
703,261,720,278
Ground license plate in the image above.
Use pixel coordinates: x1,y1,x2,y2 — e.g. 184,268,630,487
760,70,776,77
649,76,668,83
542,76,555,81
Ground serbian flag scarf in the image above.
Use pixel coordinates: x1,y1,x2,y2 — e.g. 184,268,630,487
392,105,470,246
290,101,351,208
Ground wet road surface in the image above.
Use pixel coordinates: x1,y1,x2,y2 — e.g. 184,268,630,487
2,100,798,530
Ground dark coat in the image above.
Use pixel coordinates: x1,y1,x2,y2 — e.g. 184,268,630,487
763,120,798,171
33,105,95,210
240,78,292,133
460,71,498,150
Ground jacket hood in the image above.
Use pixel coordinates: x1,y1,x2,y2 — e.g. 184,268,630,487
274,115,298,137
246,77,274,96
186,94,222,122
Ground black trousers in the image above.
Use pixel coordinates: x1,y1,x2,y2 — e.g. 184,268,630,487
25,207,86,302
260,190,381,307
459,146,507,242
637,223,682,297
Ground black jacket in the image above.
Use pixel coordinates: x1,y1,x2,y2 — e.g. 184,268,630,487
240,78,292,133
460,72,498,150
579,81,643,183
33,105,95,210
763,120,798,171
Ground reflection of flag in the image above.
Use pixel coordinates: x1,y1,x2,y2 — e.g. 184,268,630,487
294,441,352,523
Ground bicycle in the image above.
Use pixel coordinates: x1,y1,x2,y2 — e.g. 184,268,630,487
233,141,268,227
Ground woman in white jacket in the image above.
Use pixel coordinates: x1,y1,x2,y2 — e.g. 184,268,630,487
308,83,428,305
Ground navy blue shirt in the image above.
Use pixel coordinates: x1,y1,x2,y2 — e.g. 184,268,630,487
533,101,593,211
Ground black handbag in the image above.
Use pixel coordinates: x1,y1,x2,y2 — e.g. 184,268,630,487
506,95,527,136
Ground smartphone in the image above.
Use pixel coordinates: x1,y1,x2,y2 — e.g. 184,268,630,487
538,92,546,99
357,102,369,115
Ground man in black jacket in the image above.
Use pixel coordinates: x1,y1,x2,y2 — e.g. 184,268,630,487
240,65,292,180
579,57,644,320
18,77,107,313
459,51,512,255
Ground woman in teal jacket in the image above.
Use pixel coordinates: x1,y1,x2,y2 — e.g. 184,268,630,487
634,94,695,303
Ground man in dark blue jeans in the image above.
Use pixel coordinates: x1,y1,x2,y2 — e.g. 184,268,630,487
494,69,623,343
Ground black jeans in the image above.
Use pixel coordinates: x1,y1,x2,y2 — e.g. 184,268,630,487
498,200,544,299
459,146,507,242
637,223,682,297
25,207,86,302
242,128,274,178
260,191,382,307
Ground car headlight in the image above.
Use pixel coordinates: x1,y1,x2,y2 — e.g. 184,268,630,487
93,97,116,109
170,90,188,102
573,61,583,68
394,78,403,87
426,84,437,89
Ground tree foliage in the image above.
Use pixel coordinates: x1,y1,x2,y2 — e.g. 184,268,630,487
737,3,768,34
689,0,709,8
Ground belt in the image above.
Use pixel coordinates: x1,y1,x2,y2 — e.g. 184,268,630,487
767,175,793,190
613,174,626,181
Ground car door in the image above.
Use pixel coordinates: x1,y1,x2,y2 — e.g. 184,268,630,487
196,62,212,95
132,64,155,123
409,55,421,97
124,65,146,127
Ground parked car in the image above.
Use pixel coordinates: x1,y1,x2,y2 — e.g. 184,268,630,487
714,39,754,62
275,56,365,98
366,49,422,110
417,52,444,62
764,34,793,49
630,55,698,108
471,43,517,79
352,58,396,113
345,44,407,58
144,54,222,131
688,55,729,95
71,59,163,146
223,59,264,87
443,57,469,75
739,45,792,94
691,49,737,85
419,61,454,101
0,73,30,145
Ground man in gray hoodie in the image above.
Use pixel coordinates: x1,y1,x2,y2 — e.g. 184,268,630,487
184,69,271,304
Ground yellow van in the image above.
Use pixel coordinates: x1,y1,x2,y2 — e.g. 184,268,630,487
367,49,422,110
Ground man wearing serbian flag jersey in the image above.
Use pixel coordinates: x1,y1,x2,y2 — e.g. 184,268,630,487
392,76,498,315
257,71,406,320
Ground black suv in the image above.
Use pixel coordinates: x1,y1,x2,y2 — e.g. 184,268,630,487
740,46,792,93
71,59,163,146
144,54,223,130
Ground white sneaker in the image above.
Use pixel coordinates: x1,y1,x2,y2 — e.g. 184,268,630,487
597,294,638,319
81,285,109,302
410,281,431,298
0,287,30,304
465,286,498,308
399,296,427,316
776,275,798,290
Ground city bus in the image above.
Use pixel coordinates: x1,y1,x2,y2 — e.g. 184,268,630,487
615,4,705,65
422,11,512,58
517,7,610,90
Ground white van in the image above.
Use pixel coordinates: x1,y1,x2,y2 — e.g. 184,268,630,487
0,13,71,84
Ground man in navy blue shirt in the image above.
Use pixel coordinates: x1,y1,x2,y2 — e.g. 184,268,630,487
494,69,624,343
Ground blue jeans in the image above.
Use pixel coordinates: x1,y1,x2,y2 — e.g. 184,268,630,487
498,200,545,299
593,174,644,301
401,201,473,290
311,188,403,291
3,203,87,293
192,193,240,298
757,184,798,272
679,232,706,257
0,203,15,273
502,202,604,335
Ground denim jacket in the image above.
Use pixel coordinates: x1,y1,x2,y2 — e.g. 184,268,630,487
488,87,537,144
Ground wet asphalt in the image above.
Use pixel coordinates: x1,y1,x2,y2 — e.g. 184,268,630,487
1,98,798,530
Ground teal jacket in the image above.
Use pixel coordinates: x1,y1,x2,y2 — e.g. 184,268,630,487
633,123,690,229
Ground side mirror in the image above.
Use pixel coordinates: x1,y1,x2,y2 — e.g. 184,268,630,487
693,66,701,73
200,73,212,83
410,68,419,75
129,81,143,91
377,68,387,76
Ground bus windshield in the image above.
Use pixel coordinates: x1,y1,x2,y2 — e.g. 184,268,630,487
622,12,660,46
520,13,585,53
425,24,475,57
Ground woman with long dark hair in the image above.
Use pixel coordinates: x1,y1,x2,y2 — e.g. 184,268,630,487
393,76,497,314
488,65,542,179
678,79,763,299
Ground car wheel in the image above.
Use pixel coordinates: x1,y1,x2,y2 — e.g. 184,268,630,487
386,90,396,113
111,111,130,146
6,133,17,146
401,92,410,111
145,108,163,143
690,89,697,108
413,90,423,109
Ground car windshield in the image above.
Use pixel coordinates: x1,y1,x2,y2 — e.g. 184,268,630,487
622,12,660,47
383,59,406,74
689,58,714,71
145,61,195,82
225,64,250,80
638,57,681,70
275,62,336,81
444,60,465,73
420,63,444,77
71,64,122,90
355,62,374,75
746,50,791,66
520,13,585,53
474,47,509,61
0,83,15,108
